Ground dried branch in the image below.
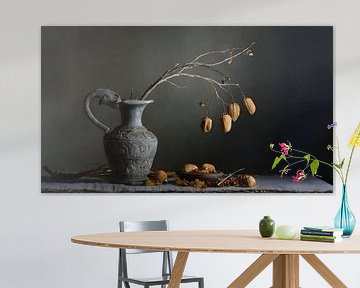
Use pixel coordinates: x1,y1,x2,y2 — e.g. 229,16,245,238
210,83,227,108
43,165,112,180
165,80,187,89
140,42,255,101
190,42,255,67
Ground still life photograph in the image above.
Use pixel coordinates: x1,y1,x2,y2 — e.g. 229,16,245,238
41,26,333,193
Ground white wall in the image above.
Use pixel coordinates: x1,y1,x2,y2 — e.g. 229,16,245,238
1,0,360,287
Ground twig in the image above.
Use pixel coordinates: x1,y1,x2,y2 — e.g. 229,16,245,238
140,42,255,100
165,80,187,89
217,168,245,186
210,83,227,108
191,43,255,66
43,165,112,180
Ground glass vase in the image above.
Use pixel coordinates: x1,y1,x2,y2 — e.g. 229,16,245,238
334,185,356,237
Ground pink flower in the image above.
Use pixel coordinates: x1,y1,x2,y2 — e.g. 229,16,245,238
293,170,306,183
279,143,290,155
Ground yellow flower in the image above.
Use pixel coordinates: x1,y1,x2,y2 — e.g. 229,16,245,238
349,122,360,148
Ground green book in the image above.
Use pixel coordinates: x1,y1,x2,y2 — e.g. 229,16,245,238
300,236,342,243
300,234,339,240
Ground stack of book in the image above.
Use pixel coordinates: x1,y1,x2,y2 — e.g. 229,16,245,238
300,226,344,243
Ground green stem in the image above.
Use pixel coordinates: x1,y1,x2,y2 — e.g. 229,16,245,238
286,159,306,169
291,148,331,167
345,129,360,185
335,135,342,164
345,145,356,185
271,148,344,182
291,148,344,181
335,135,345,181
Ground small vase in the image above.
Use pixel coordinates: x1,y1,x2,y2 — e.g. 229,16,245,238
259,216,275,238
334,185,356,237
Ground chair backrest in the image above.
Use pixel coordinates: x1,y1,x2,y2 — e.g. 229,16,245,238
119,220,169,254
118,220,174,282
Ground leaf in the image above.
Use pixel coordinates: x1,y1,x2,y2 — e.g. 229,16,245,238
310,159,320,176
269,143,274,149
334,159,345,169
271,154,285,170
271,157,280,170
339,158,345,169
304,154,311,164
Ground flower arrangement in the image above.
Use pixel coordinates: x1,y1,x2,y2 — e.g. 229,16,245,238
270,122,360,185
138,43,257,133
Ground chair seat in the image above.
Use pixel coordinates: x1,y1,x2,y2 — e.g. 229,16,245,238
119,274,203,286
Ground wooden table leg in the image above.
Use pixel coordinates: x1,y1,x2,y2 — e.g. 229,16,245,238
168,252,189,288
301,254,347,288
288,255,299,288
272,254,299,288
228,254,279,288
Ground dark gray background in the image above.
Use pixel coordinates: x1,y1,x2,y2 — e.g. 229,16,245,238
41,26,333,184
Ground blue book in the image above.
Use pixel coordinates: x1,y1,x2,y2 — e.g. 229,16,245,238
302,226,343,237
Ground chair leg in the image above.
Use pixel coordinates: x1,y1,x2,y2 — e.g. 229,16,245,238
199,278,204,288
118,250,122,288
161,252,168,288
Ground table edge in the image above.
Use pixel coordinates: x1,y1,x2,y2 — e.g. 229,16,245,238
71,234,360,255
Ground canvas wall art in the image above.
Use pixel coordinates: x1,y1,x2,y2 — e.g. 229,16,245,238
41,26,333,193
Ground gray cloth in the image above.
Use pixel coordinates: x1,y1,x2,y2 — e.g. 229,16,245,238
41,175,332,193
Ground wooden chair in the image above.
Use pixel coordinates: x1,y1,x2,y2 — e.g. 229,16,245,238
118,220,204,288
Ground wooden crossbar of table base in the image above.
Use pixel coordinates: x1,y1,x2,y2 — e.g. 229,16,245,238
168,252,189,288
228,254,280,288
226,253,348,288
301,254,347,288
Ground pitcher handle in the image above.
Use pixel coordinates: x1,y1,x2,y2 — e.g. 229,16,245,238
84,88,121,133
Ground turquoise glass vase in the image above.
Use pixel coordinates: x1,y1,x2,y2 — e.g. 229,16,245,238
334,185,356,237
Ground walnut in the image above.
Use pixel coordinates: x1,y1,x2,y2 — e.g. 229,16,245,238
153,170,168,184
202,163,216,173
183,164,199,173
237,175,257,187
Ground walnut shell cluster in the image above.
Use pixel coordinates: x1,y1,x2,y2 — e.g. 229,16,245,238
183,163,216,174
